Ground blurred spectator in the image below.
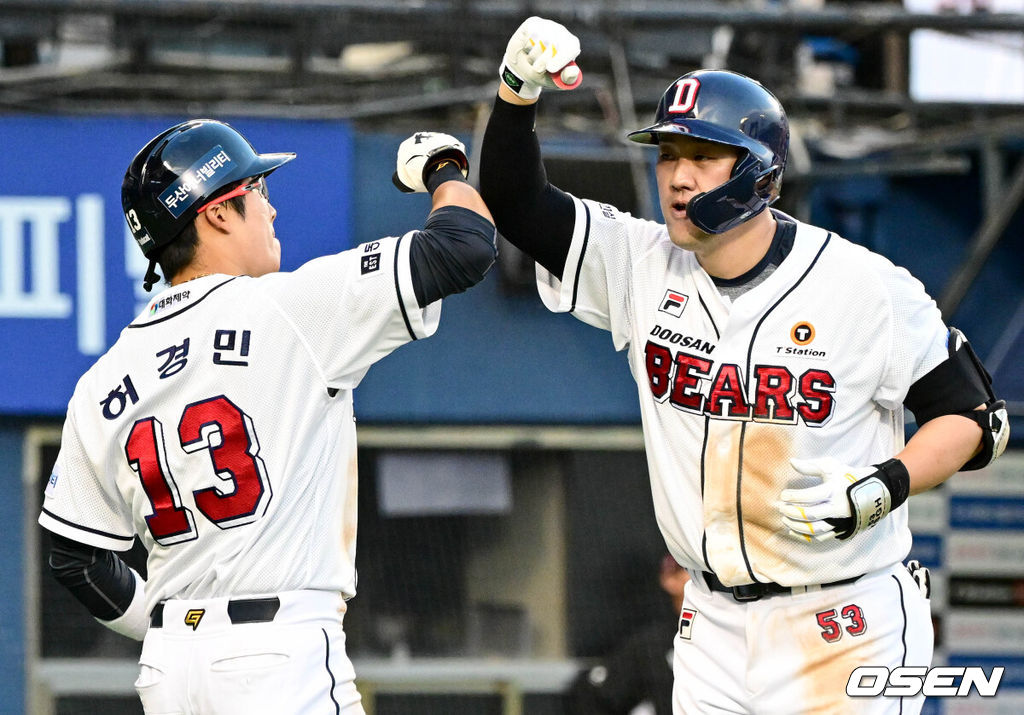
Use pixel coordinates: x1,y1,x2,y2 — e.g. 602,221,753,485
565,555,690,715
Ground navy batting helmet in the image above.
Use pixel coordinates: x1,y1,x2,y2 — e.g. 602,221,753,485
122,119,295,259
628,70,789,234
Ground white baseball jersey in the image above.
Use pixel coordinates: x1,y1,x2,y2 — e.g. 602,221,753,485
40,232,438,612
538,197,948,587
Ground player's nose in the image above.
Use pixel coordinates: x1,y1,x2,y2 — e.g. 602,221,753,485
668,160,697,191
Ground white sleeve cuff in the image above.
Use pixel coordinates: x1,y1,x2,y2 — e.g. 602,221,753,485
95,569,148,641
396,230,442,339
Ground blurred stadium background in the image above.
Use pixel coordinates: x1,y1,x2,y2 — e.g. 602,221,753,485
2,1,1024,713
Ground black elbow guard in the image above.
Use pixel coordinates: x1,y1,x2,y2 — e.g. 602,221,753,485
905,327,1009,470
409,206,497,306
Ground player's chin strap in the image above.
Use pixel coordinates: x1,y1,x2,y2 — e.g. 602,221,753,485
142,259,162,292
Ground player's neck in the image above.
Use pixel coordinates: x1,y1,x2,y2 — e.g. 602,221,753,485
696,212,776,281
171,272,216,285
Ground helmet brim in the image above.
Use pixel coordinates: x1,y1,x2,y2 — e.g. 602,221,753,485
249,152,297,178
627,119,773,166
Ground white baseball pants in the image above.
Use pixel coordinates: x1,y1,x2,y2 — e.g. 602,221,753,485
673,563,933,714
134,590,363,714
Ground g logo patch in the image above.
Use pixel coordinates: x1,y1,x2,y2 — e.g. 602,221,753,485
184,609,205,631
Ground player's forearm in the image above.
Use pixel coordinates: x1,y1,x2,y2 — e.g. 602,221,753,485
479,94,575,277
48,532,149,640
898,412,984,495
430,177,493,223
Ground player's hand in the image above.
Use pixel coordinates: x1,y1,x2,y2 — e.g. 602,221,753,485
779,457,910,542
392,132,469,194
906,560,931,599
499,16,582,101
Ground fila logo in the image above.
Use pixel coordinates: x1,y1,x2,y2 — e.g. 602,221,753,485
184,609,206,630
791,322,815,345
659,290,689,318
678,608,698,640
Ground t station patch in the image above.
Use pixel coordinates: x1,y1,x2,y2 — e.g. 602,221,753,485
659,290,689,318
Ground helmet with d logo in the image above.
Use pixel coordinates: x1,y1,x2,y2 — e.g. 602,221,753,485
628,70,789,234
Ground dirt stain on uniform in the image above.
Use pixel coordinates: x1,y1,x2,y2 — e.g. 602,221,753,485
342,448,358,553
702,419,745,584
782,594,890,715
740,423,797,581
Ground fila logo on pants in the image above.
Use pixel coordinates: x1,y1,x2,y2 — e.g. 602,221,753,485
678,609,698,640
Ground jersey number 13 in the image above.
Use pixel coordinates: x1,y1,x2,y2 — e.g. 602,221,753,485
124,395,272,546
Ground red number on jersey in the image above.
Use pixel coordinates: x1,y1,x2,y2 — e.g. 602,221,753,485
816,604,868,643
179,396,271,528
841,604,867,636
126,418,197,546
816,609,842,643
126,397,271,544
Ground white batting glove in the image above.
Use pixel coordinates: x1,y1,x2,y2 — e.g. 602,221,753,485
499,16,582,100
779,457,911,542
392,131,469,194
906,560,931,599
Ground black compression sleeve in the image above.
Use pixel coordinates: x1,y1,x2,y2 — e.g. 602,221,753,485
48,532,138,621
408,206,497,307
479,96,575,279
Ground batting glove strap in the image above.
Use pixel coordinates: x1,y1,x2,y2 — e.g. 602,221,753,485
499,62,542,100
828,458,910,540
424,159,469,194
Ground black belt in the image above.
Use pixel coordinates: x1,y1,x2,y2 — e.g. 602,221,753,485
701,571,862,603
150,596,281,628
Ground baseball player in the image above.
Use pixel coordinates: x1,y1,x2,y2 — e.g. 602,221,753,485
480,17,1009,714
39,119,495,714
566,555,689,715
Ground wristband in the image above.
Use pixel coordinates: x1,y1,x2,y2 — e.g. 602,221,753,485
500,63,542,100
873,458,910,510
425,160,468,194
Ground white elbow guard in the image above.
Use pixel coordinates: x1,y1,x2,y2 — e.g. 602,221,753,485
96,569,148,641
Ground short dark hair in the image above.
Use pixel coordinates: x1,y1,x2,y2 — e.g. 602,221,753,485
155,192,247,283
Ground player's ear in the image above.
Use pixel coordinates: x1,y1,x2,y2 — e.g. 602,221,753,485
195,203,233,235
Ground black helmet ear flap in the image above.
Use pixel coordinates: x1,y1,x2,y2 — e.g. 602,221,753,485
687,154,768,234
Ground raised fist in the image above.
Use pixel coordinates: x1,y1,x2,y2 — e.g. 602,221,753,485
499,16,582,100
392,132,468,194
